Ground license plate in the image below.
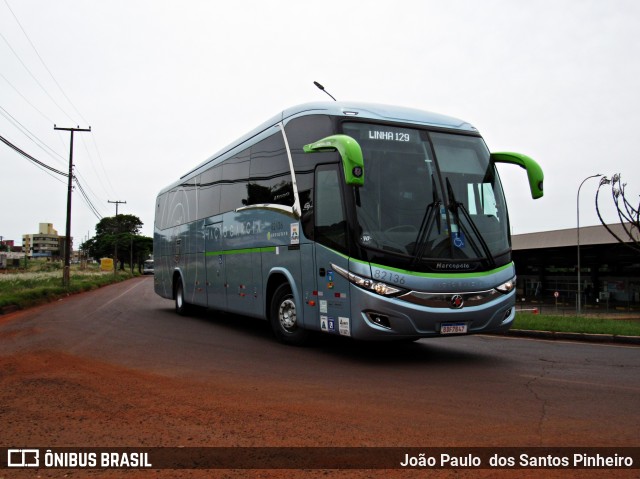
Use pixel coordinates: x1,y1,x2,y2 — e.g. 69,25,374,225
440,322,468,334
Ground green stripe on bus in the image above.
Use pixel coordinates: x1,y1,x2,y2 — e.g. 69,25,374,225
316,244,513,279
368,261,513,279
205,247,277,256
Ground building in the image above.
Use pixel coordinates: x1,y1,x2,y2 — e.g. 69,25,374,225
22,223,72,259
2,239,24,253
512,223,639,309
0,239,14,251
0,252,25,268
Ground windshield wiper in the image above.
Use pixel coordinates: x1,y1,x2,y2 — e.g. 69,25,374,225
410,200,440,268
446,178,496,268
410,175,441,268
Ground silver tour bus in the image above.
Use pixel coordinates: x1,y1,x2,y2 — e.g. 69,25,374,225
153,102,543,345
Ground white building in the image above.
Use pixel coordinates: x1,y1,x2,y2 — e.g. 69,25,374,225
22,223,72,259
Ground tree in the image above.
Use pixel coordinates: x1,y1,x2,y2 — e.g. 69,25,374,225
95,214,143,237
81,214,153,271
595,174,640,254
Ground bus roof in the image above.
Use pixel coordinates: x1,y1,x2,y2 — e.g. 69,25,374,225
282,101,477,132
165,101,477,191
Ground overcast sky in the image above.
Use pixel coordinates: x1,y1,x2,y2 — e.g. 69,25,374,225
1,0,639,245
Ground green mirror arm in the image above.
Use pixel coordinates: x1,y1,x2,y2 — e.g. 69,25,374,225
491,152,544,199
304,134,365,186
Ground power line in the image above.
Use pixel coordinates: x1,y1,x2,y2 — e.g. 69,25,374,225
0,30,77,125
74,166,107,217
0,71,56,125
0,132,67,185
74,176,103,220
2,0,89,126
0,104,67,166
1,1,119,202
1,132,103,222
78,135,117,201
0,133,68,177
0,111,107,218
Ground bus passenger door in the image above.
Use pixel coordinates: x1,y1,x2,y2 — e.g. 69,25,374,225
313,164,352,337
205,222,226,310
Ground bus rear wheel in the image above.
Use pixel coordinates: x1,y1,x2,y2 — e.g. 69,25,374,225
270,283,309,346
174,277,191,316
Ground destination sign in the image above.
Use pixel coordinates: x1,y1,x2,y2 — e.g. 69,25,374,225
343,122,421,144
367,130,412,142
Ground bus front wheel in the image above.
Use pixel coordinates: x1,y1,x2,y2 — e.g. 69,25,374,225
270,283,309,346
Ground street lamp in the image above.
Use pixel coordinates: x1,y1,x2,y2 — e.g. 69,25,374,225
577,174,602,315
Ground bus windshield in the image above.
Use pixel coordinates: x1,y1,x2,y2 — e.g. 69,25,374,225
342,122,510,267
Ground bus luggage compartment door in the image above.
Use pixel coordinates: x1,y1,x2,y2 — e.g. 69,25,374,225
205,222,226,310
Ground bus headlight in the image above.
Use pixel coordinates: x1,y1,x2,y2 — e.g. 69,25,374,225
495,276,516,294
331,263,406,297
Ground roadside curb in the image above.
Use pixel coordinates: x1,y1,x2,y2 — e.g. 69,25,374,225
502,329,640,346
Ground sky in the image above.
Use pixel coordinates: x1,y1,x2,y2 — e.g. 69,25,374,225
1,0,639,246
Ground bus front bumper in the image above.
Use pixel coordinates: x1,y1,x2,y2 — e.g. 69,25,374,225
347,285,516,341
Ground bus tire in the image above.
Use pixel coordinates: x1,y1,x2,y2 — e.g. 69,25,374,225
174,276,191,316
270,283,309,346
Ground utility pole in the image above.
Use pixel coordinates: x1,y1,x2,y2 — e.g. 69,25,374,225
54,125,91,287
108,200,126,275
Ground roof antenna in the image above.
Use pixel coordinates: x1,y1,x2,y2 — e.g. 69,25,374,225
313,81,337,101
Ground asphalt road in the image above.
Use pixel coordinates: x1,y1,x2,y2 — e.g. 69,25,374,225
1,276,639,452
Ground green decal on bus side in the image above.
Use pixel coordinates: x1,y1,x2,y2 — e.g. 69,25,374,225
303,134,364,186
205,247,277,257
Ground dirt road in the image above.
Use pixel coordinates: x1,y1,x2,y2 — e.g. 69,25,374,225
1,277,638,478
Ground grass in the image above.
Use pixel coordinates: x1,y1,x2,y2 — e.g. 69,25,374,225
514,311,640,337
0,261,139,311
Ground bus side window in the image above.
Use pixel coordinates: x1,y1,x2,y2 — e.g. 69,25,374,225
249,133,293,206
285,115,338,240
156,192,169,230
284,115,334,159
315,164,347,252
297,171,314,240
220,150,250,213
199,165,222,218
182,179,198,224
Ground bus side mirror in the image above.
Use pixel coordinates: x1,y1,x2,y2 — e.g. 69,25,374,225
303,134,364,186
491,152,544,199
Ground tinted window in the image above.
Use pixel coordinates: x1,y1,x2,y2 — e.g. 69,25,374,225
285,115,334,153
220,150,250,213
155,192,168,229
248,132,293,206
165,186,195,228
183,179,198,224
285,115,336,172
199,165,222,218
315,164,347,252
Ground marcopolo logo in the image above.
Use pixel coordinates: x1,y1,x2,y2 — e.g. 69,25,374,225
450,294,464,309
